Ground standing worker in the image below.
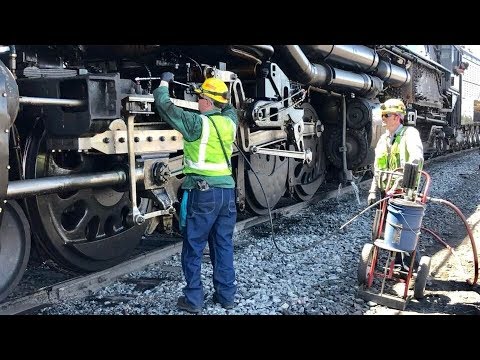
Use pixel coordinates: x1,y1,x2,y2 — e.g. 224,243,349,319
153,72,238,314
367,98,424,269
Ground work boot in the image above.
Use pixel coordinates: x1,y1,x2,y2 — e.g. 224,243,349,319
177,296,202,314
212,292,235,310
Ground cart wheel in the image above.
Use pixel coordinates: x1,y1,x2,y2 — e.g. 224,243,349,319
371,209,382,241
414,256,431,299
358,243,374,285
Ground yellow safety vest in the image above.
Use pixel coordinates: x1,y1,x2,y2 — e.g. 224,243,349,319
183,114,236,176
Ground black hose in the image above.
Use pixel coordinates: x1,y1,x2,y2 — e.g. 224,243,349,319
234,142,335,255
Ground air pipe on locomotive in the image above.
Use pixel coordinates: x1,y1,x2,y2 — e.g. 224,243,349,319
0,44,467,302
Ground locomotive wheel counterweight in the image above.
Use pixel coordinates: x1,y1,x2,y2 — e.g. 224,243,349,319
23,123,149,273
0,201,30,302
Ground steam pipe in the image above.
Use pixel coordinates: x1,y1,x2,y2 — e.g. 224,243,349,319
277,45,331,85
375,60,411,87
228,45,274,64
330,67,383,97
277,45,383,98
302,45,380,73
6,168,144,199
301,45,410,87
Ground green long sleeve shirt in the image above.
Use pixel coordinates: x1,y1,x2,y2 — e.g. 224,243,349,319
153,85,239,189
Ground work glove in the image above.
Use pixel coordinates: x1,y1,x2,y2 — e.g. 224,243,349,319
160,72,175,83
367,192,377,206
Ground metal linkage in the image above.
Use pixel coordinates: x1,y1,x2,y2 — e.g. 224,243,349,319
134,77,191,88
125,114,175,225
250,145,312,163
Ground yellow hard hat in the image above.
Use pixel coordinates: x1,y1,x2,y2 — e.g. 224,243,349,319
194,77,229,104
381,98,406,116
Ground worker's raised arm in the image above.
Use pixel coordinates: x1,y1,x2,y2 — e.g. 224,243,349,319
153,74,202,142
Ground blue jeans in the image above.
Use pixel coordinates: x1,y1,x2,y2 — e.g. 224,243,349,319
181,187,237,308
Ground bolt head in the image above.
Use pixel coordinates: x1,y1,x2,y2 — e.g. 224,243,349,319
135,215,145,225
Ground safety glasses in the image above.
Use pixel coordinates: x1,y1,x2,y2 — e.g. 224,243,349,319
382,113,396,119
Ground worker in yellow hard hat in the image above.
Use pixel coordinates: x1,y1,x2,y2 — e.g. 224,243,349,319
153,72,237,314
370,99,423,199
369,98,424,204
194,77,230,104
368,98,424,271
380,98,407,117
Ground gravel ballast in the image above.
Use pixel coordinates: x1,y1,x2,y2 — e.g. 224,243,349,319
36,150,480,315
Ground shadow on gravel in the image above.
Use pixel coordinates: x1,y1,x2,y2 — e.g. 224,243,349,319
428,278,480,293
407,294,480,315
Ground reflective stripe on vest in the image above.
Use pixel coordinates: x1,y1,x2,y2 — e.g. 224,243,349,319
183,114,236,175
376,127,408,189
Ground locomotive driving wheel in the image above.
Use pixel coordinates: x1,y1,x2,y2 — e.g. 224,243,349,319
23,123,149,273
244,143,289,215
291,103,326,201
0,201,31,302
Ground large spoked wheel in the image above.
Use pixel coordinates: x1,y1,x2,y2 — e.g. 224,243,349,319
0,201,31,302
358,243,374,286
245,142,289,215
413,256,431,299
24,123,149,273
291,103,326,201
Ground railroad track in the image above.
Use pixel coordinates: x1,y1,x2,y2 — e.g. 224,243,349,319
1,148,477,315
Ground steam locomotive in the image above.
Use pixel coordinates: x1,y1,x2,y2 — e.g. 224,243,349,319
0,44,478,302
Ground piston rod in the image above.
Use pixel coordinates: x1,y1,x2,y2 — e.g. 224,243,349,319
6,168,144,199
18,96,86,107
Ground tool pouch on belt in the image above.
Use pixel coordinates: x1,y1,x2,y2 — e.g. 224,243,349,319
179,190,188,234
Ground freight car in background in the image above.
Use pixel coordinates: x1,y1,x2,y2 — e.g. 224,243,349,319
0,44,478,302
